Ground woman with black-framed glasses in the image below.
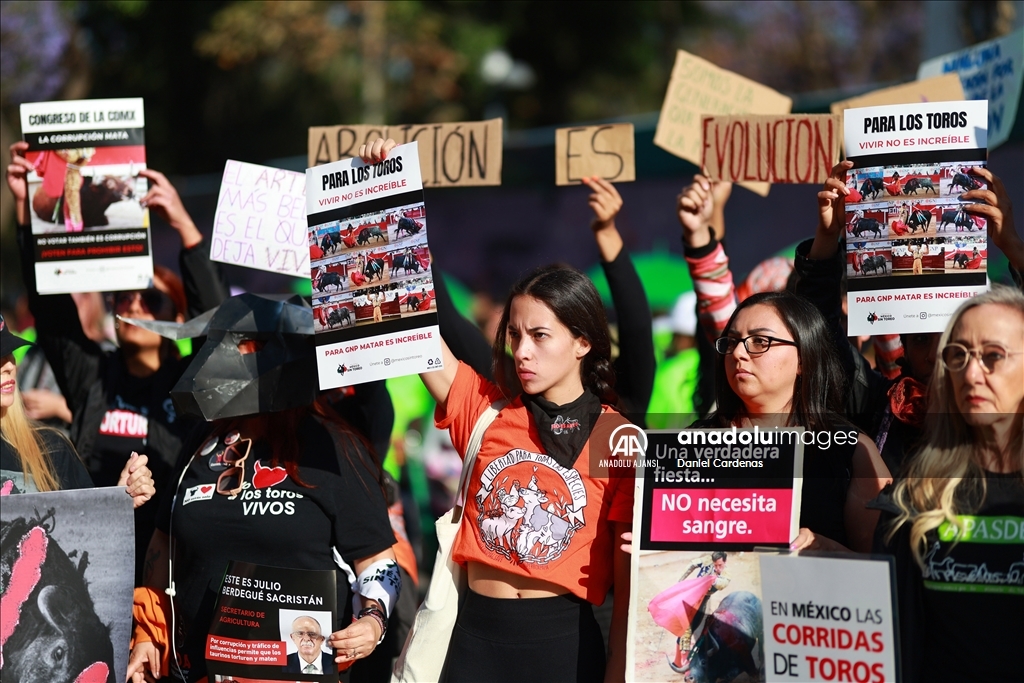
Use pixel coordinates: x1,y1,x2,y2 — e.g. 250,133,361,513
698,291,891,555
875,285,1024,683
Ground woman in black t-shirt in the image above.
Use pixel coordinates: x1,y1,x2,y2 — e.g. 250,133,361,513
877,286,1024,683
128,399,398,683
677,285,891,553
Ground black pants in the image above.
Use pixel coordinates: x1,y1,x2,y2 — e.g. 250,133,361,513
441,589,605,683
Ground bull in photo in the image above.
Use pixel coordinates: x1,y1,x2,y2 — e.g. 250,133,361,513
395,217,422,237
939,209,975,233
0,487,134,683
851,217,882,239
859,177,884,200
677,592,763,683
902,177,936,195
33,174,136,229
862,254,888,276
949,172,980,192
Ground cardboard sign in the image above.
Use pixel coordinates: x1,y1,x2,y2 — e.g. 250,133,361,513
760,555,898,683
830,74,965,117
305,141,443,389
207,561,337,682
654,50,792,196
919,27,1024,150
211,160,309,277
19,98,152,294
307,118,503,187
701,114,840,185
554,123,635,185
844,100,989,335
1,487,135,683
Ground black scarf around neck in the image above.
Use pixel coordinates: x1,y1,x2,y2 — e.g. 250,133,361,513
521,390,602,469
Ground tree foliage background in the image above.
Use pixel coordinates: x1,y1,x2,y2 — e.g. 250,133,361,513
1,0,1019,299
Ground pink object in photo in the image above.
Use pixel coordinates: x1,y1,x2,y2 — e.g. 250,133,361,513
647,575,715,637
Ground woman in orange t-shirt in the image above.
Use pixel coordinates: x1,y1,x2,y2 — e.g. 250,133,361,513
361,135,632,683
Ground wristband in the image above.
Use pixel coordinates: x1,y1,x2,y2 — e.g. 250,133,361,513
357,605,388,643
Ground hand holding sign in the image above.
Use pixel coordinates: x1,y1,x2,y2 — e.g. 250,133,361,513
677,175,717,249
811,160,854,260
555,123,635,185
583,176,625,262
139,169,202,249
960,167,1024,271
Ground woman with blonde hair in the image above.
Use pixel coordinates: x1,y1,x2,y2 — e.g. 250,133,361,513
876,285,1024,683
2,313,155,501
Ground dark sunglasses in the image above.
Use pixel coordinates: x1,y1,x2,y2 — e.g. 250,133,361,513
215,438,253,496
111,289,176,316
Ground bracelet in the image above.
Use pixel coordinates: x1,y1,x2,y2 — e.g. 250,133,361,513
357,606,387,643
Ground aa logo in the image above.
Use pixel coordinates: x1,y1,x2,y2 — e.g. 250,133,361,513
608,423,647,458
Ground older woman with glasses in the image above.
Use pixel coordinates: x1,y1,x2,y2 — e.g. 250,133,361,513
8,143,230,580
875,285,1024,683
693,291,891,555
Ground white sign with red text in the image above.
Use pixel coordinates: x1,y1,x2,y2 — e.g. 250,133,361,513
305,142,442,389
844,100,988,335
760,555,897,683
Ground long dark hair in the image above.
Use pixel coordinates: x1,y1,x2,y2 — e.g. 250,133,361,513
492,264,618,406
710,291,845,430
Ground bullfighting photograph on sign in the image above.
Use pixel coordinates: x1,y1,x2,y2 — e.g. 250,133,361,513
629,548,767,682
19,98,153,295
305,141,443,388
0,486,135,683
843,100,989,335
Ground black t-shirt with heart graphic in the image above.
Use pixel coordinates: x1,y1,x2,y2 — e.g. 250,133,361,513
157,413,395,682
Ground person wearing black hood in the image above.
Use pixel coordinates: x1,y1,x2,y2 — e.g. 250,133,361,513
8,142,230,580
796,160,1023,477
125,293,399,683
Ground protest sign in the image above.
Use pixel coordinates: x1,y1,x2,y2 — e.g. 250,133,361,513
701,114,840,185
20,98,152,294
626,427,805,681
654,50,792,196
637,429,804,550
207,561,337,682
305,141,443,389
919,27,1024,150
211,160,309,277
760,555,898,683
554,123,635,185
307,118,503,187
843,100,988,335
830,74,965,117
0,487,134,683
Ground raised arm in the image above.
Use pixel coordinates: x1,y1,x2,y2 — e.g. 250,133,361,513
357,138,462,407
139,169,231,318
677,175,737,343
8,141,102,415
582,176,654,418
799,161,889,425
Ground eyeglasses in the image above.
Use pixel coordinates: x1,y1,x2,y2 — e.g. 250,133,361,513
112,289,175,315
290,631,325,641
215,438,252,496
715,335,797,355
940,343,1023,374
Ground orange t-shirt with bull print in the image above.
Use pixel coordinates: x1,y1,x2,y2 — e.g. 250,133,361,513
436,362,635,604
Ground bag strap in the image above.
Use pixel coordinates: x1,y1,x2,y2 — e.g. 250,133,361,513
453,399,507,523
